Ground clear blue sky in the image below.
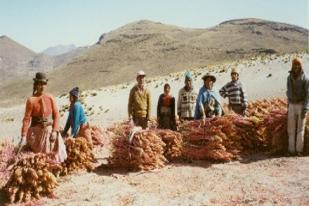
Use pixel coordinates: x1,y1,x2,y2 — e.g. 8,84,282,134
0,0,308,52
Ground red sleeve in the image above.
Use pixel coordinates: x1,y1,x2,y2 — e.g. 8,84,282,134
21,98,33,137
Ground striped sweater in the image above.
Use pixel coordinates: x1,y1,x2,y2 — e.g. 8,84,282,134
219,80,248,106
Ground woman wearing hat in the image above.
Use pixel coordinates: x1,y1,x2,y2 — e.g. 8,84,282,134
19,72,67,163
195,72,222,121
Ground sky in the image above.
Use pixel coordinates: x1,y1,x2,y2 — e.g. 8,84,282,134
0,0,308,52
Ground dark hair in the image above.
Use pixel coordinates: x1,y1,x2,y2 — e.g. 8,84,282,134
32,82,37,96
32,81,47,96
164,83,170,90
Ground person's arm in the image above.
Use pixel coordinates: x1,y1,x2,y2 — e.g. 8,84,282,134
128,88,134,119
63,111,71,134
146,90,151,120
219,83,228,98
302,79,309,118
177,89,182,118
51,96,60,132
198,94,205,119
194,89,205,120
214,99,221,116
171,97,176,118
71,103,81,137
286,76,291,99
21,98,33,137
79,103,87,124
240,83,248,107
157,94,162,120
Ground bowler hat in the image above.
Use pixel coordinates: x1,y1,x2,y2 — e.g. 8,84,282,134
33,72,48,83
202,72,216,82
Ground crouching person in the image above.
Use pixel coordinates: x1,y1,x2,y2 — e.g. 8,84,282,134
19,72,67,163
62,87,94,146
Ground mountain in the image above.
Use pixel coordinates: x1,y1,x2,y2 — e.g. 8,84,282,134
0,35,58,85
0,35,36,82
52,46,87,67
0,18,308,105
42,44,77,56
47,18,308,92
0,37,84,86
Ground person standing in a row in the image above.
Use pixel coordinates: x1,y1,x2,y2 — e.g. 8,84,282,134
287,57,309,156
220,68,248,115
195,73,222,122
177,72,198,121
157,83,176,130
128,70,151,129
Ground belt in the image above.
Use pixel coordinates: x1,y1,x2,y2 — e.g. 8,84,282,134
31,116,53,127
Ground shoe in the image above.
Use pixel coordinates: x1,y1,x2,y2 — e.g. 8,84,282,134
296,152,303,157
287,152,295,157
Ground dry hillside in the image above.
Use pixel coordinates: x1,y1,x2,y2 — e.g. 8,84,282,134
0,18,308,106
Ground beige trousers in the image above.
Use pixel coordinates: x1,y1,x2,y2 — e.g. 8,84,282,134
287,103,306,153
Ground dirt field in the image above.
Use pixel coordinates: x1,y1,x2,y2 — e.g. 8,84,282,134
1,53,309,206
40,151,309,206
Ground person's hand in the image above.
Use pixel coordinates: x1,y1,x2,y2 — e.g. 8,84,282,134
178,113,183,122
301,110,308,119
50,131,57,142
202,118,206,126
242,103,247,109
18,136,27,148
61,131,69,138
129,118,135,127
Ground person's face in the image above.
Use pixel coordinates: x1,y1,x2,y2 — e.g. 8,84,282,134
204,78,214,89
292,62,302,75
69,94,75,103
164,86,170,95
231,72,239,81
185,78,192,88
137,75,145,86
36,82,46,94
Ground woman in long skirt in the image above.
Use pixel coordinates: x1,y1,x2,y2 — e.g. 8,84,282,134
19,72,67,163
157,83,177,130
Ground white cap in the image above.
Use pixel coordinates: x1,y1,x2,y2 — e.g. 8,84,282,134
231,68,240,74
137,70,146,77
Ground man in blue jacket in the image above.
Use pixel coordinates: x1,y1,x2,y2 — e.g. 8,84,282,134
287,58,309,155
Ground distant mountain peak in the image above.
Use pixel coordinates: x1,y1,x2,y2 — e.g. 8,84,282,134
135,19,161,25
42,44,76,56
220,18,267,24
219,18,307,33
